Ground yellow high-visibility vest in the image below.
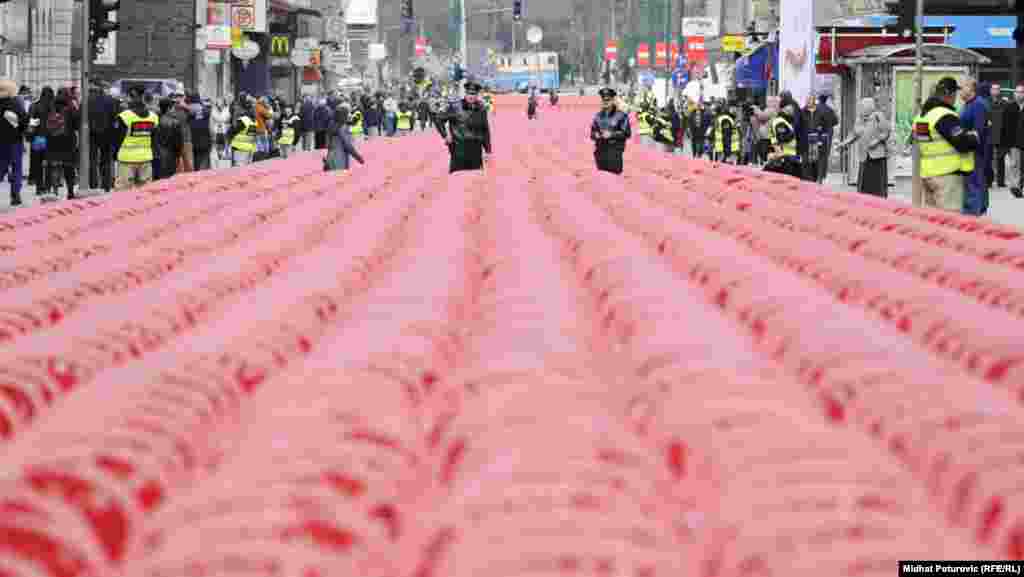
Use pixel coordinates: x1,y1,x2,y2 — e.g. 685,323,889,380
636,111,652,135
277,116,299,145
117,110,159,163
714,115,740,154
770,116,797,156
914,106,973,177
231,116,257,152
396,111,412,130
350,110,364,135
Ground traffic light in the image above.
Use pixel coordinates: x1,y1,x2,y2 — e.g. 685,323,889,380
401,0,413,19
512,0,522,21
90,0,120,42
884,0,916,38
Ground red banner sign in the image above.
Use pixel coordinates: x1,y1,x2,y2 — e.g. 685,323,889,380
637,42,650,67
685,36,706,63
605,40,618,61
655,42,668,67
415,36,428,56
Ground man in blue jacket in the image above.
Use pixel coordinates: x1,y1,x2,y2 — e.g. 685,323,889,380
960,78,990,216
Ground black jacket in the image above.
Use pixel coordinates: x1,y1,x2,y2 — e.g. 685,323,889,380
591,108,631,148
435,100,491,153
0,97,27,145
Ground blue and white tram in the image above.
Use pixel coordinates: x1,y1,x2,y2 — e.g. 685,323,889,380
490,51,560,92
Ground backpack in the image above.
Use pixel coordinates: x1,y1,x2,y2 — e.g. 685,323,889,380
47,109,66,136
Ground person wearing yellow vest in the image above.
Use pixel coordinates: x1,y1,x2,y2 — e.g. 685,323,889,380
651,105,676,153
911,77,979,212
114,85,159,190
711,103,740,163
277,106,300,159
395,103,413,135
349,109,364,138
228,100,258,166
764,105,801,178
635,102,655,146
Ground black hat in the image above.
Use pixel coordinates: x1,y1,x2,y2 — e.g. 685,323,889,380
599,87,617,98
935,77,960,96
464,80,482,95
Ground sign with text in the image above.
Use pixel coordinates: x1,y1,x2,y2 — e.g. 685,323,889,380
721,35,747,52
682,17,718,38
207,2,232,49
685,36,706,63
230,0,265,33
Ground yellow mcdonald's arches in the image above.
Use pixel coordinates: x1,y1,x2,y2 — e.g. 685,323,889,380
271,35,290,57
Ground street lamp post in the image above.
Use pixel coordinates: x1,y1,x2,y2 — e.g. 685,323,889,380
79,0,91,195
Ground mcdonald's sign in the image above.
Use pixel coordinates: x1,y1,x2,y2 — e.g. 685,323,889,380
270,35,291,57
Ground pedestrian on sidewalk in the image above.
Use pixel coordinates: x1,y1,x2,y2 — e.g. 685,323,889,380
0,79,28,207
835,97,889,197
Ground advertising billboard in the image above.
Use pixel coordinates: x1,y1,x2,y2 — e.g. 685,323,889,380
1,0,32,53
345,0,377,26
779,0,815,104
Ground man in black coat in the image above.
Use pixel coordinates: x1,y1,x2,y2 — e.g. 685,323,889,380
1007,82,1024,198
590,87,631,174
434,79,491,174
88,82,118,191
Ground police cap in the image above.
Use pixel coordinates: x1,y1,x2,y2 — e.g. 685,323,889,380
599,87,617,99
935,77,960,96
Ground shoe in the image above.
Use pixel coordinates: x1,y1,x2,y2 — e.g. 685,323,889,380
1012,188,1023,199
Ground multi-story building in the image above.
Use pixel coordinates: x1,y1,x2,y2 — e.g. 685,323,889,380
2,0,77,91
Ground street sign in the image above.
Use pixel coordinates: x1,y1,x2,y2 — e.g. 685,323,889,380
368,42,387,61
682,17,718,38
526,25,542,45
232,5,254,29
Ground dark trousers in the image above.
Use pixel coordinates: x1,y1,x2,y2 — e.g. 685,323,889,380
448,141,484,173
691,137,704,158
47,161,76,197
315,131,327,149
0,142,24,204
29,148,44,184
193,146,211,171
90,132,115,191
594,145,624,174
993,146,1008,186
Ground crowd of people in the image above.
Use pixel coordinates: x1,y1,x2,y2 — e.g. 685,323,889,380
3,72,1023,219
0,76,495,209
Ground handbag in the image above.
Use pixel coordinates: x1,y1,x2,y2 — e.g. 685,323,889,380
31,135,47,152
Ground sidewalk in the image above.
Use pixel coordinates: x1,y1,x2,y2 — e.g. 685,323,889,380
825,173,1024,231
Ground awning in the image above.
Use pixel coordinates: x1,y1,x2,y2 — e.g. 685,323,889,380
837,43,991,65
268,0,321,16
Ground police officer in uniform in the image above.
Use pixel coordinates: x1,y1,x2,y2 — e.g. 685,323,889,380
590,87,631,174
114,85,159,190
435,79,492,174
912,77,979,212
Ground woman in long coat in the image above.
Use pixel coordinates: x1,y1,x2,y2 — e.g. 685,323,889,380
836,97,890,197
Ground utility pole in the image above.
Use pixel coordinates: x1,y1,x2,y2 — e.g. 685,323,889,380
460,0,468,75
911,0,924,206
79,0,91,195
